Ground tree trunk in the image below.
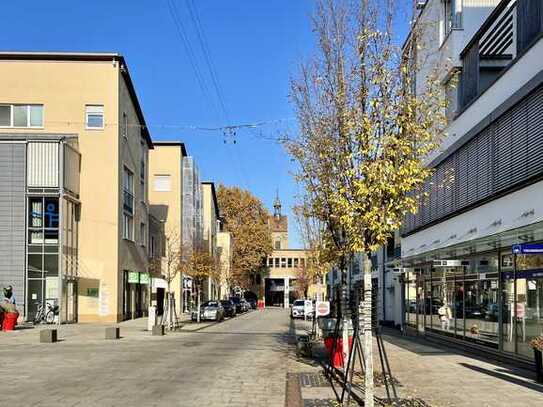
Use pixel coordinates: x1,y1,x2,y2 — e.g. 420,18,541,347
363,253,374,407
197,285,201,323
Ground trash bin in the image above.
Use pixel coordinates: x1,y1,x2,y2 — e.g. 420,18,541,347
324,336,353,368
2,312,18,331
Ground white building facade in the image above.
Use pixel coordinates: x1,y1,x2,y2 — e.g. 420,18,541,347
402,0,543,365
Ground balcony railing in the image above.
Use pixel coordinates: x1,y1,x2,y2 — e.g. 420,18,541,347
459,0,543,110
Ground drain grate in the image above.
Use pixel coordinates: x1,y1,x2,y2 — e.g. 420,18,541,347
299,372,330,388
303,400,339,407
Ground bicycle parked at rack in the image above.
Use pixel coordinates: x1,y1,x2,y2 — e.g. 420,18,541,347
33,302,59,324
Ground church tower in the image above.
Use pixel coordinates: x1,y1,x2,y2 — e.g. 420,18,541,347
268,191,288,249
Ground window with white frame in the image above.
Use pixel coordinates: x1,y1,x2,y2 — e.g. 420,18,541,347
123,213,133,241
153,175,171,192
0,104,43,128
140,222,146,247
122,112,128,138
85,105,104,129
122,167,134,240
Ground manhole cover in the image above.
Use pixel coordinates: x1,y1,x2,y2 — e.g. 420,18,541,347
299,372,329,388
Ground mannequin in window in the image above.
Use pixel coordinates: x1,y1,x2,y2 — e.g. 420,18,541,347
438,300,452,331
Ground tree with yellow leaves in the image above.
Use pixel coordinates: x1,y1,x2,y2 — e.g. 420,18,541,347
216,185,273,294
185,247,220,323
285,1,447,404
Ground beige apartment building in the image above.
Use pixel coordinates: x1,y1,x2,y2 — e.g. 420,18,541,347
201,182,220,301
0,52,152,323
217,230,233,299
148,141,187,316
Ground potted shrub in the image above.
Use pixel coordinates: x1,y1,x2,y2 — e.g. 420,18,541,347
530,335,543,383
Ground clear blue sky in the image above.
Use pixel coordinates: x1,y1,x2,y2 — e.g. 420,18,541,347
2,0,409,248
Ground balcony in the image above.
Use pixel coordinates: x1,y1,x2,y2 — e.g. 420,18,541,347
459,0,543,110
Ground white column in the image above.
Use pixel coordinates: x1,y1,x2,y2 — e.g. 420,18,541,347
284,277,290,308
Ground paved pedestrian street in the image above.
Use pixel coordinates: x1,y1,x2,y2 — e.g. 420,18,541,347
0,309,292,407
2,309,543,407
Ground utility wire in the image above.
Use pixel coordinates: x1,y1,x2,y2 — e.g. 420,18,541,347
166,0,221,123
185,0,230,122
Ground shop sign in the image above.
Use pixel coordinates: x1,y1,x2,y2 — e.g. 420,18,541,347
128,271,139,284
433,260,462,267
512,244,543,254
139,273,150,285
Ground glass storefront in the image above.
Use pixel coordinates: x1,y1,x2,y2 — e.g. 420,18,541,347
404,248,543,357
27,196,60,321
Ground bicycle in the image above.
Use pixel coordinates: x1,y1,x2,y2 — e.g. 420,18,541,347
34,302,59,324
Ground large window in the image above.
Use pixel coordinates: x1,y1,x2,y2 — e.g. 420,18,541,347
123,167,134,240
85,105,104,129
0,104,43,128
27,196,60,321
153,175,171,192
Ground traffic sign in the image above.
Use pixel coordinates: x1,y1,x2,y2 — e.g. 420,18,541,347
315,301,330,317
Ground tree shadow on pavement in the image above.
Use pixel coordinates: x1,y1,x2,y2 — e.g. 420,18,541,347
459,362,543,394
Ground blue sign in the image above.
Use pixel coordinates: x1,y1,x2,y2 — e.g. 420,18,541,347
512,244,543,254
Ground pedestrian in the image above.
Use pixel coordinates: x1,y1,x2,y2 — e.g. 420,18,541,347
3,285,15,305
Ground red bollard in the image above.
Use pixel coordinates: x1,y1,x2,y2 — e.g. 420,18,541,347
2,312,18,331
324,337,353,368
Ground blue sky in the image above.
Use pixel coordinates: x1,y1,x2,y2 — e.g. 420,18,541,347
2,0,410,248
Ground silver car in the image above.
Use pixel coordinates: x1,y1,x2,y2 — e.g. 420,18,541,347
191,301,225,322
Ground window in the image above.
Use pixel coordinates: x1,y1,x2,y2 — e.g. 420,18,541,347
122,113,128,138
275,240,281,250
140,142,146,180
274,257,280,268
281,258,287,268
293,258,299,268
123,214,133,241
287,258,293,268
85,105,104,129
140,222,146,247
0,104,43,128
140,180,145,202
150,235,156,258
153,175,171,192
122,167,134,240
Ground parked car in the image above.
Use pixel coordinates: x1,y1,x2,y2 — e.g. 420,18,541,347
246,299,257,310
230,297,245,313
221,300,237,318
191,301,225,322
290,299,306,319
242,299,252,312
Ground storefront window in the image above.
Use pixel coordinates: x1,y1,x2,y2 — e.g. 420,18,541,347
26,196,60,320
463,255,499,345
430,267,456,335
405,271,417,327
515,254,543,358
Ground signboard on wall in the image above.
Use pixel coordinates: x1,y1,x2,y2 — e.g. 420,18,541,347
512,244,543,254
128,272,139,284
139,273,150,285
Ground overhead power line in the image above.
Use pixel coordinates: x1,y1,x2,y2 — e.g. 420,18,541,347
166,0,221,122
185,0,230,122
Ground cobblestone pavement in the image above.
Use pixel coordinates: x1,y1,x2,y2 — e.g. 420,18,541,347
287,320,543,407
0,309,294,407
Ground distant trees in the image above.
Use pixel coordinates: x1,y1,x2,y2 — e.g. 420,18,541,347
216,185,273,293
